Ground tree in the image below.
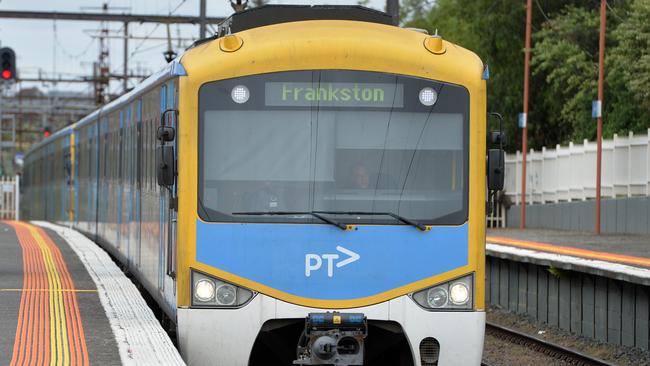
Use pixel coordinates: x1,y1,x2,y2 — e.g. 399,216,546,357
404,0,650,151
532,6,600,142
608,0,650,136
403,0,527,150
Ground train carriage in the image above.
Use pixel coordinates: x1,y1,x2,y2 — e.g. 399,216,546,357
21,5,502,365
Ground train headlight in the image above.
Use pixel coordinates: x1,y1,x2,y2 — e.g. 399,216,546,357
449,282,470,305
410,274,473,310
426,287,448,308
194,279,216,302
191,270,256,308
216,284,237,305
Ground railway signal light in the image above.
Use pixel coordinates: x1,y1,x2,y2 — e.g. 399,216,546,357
43,126,51,138
0,47,16,81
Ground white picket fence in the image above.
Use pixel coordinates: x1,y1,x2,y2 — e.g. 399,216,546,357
0,175,19,219
505,129,650,205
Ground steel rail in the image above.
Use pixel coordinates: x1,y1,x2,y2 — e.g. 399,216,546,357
485,322,615,366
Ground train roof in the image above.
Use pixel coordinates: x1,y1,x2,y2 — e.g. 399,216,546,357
219,5,393,34
190,5,394,49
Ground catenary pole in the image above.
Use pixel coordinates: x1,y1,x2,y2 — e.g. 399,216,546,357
199,0,207,39
520,0,533,229
123,22,129,93
386,0,399,26
595,0,606,234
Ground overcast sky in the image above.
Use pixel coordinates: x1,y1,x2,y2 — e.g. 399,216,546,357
0,0,386,94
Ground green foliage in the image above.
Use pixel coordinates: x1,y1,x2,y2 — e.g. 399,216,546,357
403,0,650,151
403,0,527,150
532,6,599,141
608,0,650,135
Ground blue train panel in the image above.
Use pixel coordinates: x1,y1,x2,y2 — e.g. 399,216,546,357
196,221,468,300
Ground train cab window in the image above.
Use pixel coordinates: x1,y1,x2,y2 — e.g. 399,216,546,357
198,70,469,226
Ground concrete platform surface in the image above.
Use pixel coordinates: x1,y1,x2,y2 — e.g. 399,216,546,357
487,228,650,286
0,221,185,366
488,228,650,260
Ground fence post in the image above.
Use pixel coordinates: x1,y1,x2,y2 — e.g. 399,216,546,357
528,148,533,203
15,174,19,221
516,150,521,205
628,131,633,197
613,133,619,197
541,146,546,203
570,141,576,201
583,139,589,200
647,128,650,196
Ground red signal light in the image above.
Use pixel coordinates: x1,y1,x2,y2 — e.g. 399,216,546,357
1,69,11,79
43,130,51,138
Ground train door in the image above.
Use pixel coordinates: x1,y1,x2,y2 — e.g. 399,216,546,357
167,80,178,280
159,81,178,312
46,144,54,221
73,130,80,226
121,107,132,262
62,137,70,223
116,110,124,255
98,117,109,243
91,121,99,239
122,104,133,267
131,100,142,269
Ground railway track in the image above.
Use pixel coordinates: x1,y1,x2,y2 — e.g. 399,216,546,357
483,322,615,366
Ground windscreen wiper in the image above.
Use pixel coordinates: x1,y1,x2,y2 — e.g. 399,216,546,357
312,211,428,231
231,211,349,231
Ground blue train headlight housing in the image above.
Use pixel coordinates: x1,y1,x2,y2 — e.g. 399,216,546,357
191,270,256,307
410,274,473,310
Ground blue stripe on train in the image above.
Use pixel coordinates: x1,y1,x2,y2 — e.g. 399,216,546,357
196,220,468,300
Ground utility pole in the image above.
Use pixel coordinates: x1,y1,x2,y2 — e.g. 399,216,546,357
94,3,110,105
595,0,607,234
199,0,207,39
164,24,178,63
520,0,533,229
386,0,399,26
123,22,128,92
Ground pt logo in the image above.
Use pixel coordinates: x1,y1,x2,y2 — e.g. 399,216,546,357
305,246,361,277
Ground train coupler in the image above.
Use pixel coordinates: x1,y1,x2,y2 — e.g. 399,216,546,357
293,312,367,366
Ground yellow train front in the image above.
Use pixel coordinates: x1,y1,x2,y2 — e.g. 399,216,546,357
22,5,488,366
175,6,486,365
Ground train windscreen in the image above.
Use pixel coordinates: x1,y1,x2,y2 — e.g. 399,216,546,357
198,70,469,225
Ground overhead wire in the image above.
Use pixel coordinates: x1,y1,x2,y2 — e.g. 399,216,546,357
605,1,625,22
130,0,188,57
534,0,551,23
55,34,97,60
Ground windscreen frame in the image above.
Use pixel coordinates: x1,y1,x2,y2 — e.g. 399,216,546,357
197,70,471,226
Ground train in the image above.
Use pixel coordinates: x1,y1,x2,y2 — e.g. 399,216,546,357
21,5,502,366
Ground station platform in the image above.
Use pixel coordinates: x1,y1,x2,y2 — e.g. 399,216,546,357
0,221,185,366
487,228,650,285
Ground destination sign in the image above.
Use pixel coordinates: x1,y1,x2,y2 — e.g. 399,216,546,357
265,82,404,108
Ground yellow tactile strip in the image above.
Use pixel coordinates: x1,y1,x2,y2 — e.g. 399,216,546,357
7,221,89,366
487,235,650,268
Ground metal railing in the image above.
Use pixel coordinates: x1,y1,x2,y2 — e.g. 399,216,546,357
504,129,650,205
